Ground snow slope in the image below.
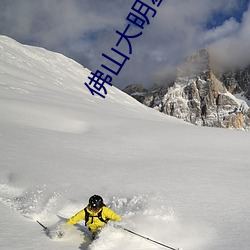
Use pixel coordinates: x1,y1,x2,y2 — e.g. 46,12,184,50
0,35,250,250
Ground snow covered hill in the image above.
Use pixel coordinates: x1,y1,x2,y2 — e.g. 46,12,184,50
0,36,250,250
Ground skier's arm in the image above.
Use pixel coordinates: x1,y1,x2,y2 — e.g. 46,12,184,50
67,209,85,225
104,207,122,222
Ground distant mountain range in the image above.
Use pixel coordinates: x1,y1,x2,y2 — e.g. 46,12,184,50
123,49,250,130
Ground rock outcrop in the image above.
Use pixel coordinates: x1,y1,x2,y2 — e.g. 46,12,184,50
124,49,250,130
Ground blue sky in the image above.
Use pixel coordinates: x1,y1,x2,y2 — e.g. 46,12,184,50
206,0,249,28
0,0,249,89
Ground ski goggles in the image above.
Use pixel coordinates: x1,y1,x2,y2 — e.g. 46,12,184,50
89,205,101,212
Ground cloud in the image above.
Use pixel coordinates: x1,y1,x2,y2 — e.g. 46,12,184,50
0,0,249,89
209,4,250,69
200,18,240,45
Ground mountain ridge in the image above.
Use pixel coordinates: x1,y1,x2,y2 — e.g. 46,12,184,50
123,49,250,130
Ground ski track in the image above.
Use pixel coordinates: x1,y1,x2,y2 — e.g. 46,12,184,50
0,181,212,250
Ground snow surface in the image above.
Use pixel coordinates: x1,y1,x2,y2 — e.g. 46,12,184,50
0,35,250,250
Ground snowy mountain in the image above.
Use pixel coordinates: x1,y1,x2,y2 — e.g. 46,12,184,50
0,36,250,250
217,65,250,100
124,49,250,130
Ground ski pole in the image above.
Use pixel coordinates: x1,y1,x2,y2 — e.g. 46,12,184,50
37,220,48,231
122,227,180,250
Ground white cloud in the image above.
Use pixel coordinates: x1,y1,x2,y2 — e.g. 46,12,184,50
209,5,250,68
200,17,240,45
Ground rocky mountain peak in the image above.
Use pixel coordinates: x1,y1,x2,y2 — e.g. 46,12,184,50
123,49,250,130
177,49,210,78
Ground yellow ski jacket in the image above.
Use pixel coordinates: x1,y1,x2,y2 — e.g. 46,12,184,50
67,206,121,233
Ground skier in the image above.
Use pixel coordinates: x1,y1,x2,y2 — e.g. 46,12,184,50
66,194,121,239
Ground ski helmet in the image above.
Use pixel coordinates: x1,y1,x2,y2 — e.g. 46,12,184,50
89,195,104,210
